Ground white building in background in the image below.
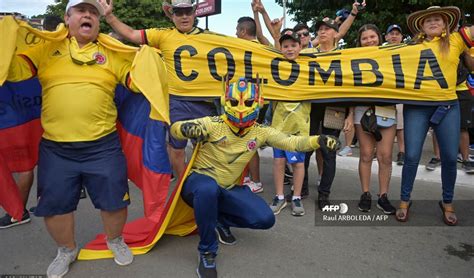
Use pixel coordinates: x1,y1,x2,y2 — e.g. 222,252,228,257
0,12,27,20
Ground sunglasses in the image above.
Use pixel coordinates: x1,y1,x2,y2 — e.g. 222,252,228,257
297,31,310,37
69,43,97,66
172,7,194,17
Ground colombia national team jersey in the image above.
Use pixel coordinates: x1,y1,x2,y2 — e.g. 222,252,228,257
171,116,320,188
8,37,134,142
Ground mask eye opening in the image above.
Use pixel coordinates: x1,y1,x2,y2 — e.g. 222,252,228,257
229,98,239,107
244,99,254,107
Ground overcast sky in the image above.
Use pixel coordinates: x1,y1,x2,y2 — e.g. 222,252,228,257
0,0,298,38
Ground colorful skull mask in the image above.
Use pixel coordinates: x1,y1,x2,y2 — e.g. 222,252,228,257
221,77,263,128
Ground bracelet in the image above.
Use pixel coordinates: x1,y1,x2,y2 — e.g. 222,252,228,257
350,12,357,17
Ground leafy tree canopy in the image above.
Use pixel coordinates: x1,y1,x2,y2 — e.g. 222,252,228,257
39,0,172,32
275,0,473,47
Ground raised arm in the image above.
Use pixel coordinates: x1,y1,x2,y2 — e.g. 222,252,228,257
252,0,270,46
263,126,340,153
99,0,143,45
257,0,283,48
335,0,365,41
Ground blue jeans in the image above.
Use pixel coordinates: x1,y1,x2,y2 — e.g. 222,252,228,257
181,172,275,254
401,103,460,203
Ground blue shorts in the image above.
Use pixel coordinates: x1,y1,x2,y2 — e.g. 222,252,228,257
35,132,130,217
169,97,218,149
272,148,305,163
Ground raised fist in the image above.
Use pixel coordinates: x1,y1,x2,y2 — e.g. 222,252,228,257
180,122,208,141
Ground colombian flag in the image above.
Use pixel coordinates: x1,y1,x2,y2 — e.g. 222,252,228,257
79,88,196,259
0,79,43,221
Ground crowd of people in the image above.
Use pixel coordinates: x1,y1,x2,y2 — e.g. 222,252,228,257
1,0,473,277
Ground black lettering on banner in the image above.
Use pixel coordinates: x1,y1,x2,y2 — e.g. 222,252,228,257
244,51,268,84
207,47,236,81
174,45,199,81
271,58,299,86
308,60,342,86
391,54,405,88
351,59,383,86
414,49,448,89
244,51,253,80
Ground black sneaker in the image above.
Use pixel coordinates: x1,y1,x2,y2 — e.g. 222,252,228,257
0,210,30,229
462,161,474,174
426,157,441,171
197,252,217,278
215,223,236,245
396,152,405,166
317,192,331,211
358,192,372,212
376,193,396,215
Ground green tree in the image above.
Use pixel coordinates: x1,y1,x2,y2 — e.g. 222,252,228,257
275,0,474,47
44,0,173,32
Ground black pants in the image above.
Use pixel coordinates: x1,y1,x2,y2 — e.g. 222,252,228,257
303,104,341,194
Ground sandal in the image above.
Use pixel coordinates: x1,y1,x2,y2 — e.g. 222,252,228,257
396,201,412,222
438,201,458,226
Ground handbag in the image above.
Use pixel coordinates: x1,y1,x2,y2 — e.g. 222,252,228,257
374,106,396,128
323,106,346,130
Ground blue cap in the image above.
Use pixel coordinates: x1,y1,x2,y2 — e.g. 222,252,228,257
386,24,402,34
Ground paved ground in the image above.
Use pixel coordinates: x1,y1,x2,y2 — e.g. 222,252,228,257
0,133,473,277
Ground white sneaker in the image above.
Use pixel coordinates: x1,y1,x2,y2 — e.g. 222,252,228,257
243,176,251,186
47,246,78,278
107,236,134,266
338,146,353,157
247,181,263,193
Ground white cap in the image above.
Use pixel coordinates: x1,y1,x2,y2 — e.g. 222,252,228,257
171,0,195,8
66,0,104,16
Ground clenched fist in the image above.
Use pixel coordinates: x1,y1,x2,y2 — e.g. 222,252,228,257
317,135,341,153
180,122,208,141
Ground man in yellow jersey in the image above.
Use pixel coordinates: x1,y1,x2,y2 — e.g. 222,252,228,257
170,78,339,278
6,1,139,276
100,0,219,180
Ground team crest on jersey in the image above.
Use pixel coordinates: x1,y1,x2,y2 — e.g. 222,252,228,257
247,139,257,151
93,52,106,64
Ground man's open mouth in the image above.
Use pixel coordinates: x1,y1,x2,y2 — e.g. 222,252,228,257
81,22,92,30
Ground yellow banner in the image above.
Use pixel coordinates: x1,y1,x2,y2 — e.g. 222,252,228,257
163,31,463,104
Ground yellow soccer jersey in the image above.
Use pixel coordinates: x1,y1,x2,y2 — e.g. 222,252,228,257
171,116,320,189
271,101,311,136
141,27,210,97
8,37,135,142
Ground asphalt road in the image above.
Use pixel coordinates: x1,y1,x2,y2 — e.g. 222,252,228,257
0,133,473,277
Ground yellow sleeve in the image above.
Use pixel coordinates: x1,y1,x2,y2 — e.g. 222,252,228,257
170,116,212,140
450,32,468,57
143,28,167,48
261,125,320,152
107,50,139,93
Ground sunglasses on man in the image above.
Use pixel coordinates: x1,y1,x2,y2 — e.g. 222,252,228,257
297,31,310,37
172,7,194,17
